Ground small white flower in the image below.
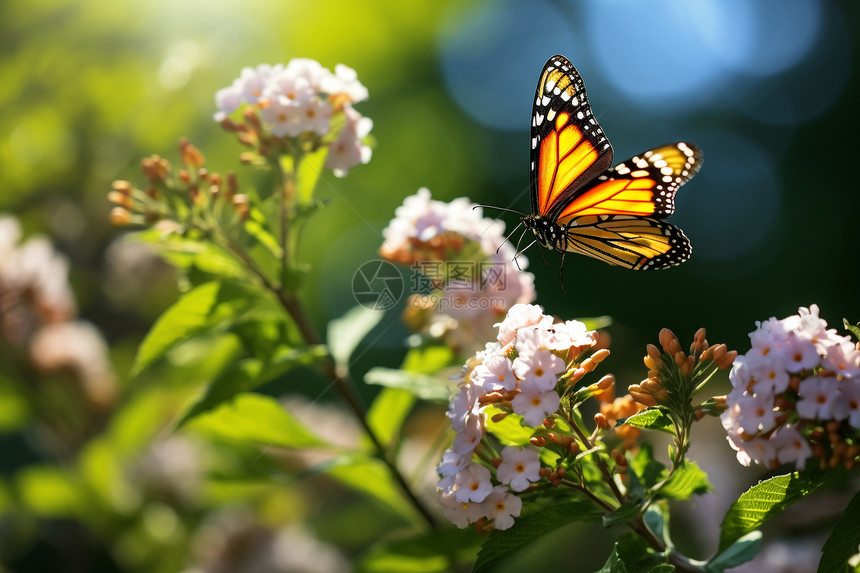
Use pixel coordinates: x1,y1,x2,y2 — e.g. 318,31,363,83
745,354,790,395
774,334,820,373
734,393,777,434
213,84,243,121
821,338,860,377
325,105,372,177
495,304,552,347
511,386,560,426
470,354,516,392
451,411,484,455
771,426,812,470
259,96,298,137
512,348,565,393
436,447,470,481
839,382,860,429
496,446,541,492
439,489,484,528
480,486,522,530
796,376,840,419
453,463,493,503
322,63,369,102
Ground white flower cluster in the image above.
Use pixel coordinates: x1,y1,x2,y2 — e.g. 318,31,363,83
0,215,76,341
721,305,860,469
214,59,372,176
0,214,116,405
381,188,537,351
437,304,598,530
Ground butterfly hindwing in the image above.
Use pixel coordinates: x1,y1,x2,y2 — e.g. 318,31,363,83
565,215,691,270
529,55,613,218
555,142,703,223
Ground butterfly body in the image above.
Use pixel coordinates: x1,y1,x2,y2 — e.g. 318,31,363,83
517,55,702,273
521,214,567,251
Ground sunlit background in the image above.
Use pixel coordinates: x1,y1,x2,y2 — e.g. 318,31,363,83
2,0,859,571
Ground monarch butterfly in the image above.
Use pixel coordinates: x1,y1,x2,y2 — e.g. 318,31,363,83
488,55,702,284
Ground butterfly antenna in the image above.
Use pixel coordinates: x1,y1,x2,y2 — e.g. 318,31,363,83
472,204,527,217
497,221,525,254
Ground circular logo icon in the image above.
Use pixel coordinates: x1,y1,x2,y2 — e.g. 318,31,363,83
352,260,404,310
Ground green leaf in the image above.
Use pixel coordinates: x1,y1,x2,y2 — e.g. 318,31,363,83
357,528,481,573
173,344,327,428
324,455,416,524
718,468,843,551
844,318,860,342
243,207,282,258
131,281,256,376
15,466,82,517
597,535,672,573
474,500,602,573
367,388,415,450
818,489,860,573
483,406,537,447
597,545,628,573
603,501,642,528
137,230,247,279
630,444,667,490
581,315,613,330
328,305,385,369
187,392,326,449
364,368,452,403
401,345,455,374
624,408,676,435
294,146,328,205
659,461,711,500
706,531,761,573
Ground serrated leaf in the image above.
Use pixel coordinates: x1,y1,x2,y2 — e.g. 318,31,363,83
132,281,256,376
630,444,667,490
328,305,384,369
173,344,327,428
818,489,860,573
366,388,415,450
597,535,671,573
187,392,326,449
603,501,642,528
474,501,602,573
719,468,843,551
624,409,675,435
364,368,451,403
659,461,711,500
706,531,761,572
597,546,628,573
136,230,247,279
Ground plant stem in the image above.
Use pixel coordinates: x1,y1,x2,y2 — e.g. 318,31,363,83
279,291,440,528
217,226,439,529
568,415,625,502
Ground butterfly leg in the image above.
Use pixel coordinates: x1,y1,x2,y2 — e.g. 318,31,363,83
559,250,567,293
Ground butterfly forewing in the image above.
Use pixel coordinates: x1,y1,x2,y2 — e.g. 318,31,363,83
556,142,703,223
565,215,691,270
529,55,613,218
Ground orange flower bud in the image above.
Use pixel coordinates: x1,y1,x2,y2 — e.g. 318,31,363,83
109,207,132,226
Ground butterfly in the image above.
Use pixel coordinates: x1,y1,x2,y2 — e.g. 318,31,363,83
490,55,702,283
